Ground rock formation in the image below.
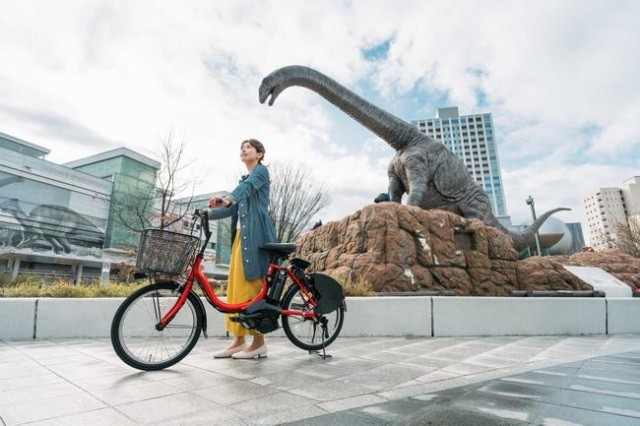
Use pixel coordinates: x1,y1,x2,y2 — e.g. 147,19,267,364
295,203,638,296
549,250,640,291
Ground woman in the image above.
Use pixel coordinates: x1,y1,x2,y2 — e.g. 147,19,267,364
208,139,276,359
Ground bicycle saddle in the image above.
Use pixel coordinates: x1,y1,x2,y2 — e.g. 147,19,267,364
259,243,297,256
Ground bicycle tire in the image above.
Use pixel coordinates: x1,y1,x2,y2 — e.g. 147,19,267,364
111,281,203,371
281,284,344,351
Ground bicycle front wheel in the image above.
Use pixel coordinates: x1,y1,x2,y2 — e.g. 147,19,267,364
111,281,203,371
281,285,344,351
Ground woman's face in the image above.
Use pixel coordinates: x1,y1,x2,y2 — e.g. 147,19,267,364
240,142,262,163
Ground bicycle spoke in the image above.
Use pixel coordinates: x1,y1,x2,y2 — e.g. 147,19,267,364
153,292,162,322
112,283,201,369
282,285,344,352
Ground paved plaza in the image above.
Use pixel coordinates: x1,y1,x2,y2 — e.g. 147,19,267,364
1,335,640,425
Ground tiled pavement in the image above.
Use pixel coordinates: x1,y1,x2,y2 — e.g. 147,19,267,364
1,335,639,425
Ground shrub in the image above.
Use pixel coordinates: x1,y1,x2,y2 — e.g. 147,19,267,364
0,272,41,288
332,276,375,297
1,273,373,297
0,276,147,298
0,274,227,298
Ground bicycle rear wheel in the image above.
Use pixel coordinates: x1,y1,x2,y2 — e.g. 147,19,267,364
111,281,203,371
281,285,344,351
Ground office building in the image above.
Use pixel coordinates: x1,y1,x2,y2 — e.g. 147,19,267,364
621,176,640,217
412,107,508,217
583,175,640,251
0,131,231,282
0,132,159,280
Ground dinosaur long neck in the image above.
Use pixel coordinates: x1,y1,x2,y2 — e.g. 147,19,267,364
275,66,421,151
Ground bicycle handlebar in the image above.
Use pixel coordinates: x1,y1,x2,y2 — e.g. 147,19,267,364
193,198,233,240
193,209,210,238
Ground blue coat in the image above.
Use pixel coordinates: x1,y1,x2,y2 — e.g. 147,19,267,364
208,163,276,280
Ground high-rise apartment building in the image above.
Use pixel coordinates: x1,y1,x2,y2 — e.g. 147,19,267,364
621,176,640,217
583,186,631,250
412,107,507,216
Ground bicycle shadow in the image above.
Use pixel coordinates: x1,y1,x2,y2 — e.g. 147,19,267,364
113,369,189,384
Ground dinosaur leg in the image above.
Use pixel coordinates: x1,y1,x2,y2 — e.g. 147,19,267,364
388,172,405,203
58,238,73,253
44,236,64,253
404,160,429,206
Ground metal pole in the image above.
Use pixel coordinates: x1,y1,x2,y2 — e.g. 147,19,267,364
526,195,543,256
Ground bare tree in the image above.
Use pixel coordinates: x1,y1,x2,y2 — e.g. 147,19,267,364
612,217,640,257
268,162,330,243
155,131,196,229
114,130,196,233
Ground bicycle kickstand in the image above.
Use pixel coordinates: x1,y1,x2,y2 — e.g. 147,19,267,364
309,318,332,360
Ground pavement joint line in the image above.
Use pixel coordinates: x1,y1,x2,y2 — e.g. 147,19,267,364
370,349,640,403
497,371,640,397
475,379,640,424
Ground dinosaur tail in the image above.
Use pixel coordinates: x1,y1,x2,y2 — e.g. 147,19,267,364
507,207,571,251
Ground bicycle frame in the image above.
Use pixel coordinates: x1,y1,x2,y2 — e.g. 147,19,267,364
156,210,317,330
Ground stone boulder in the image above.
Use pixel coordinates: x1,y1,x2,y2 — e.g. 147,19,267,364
549,250,640,291
295,203,604,295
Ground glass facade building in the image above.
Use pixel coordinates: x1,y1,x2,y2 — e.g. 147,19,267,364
0,132,159,281
412,107,508,217
64,148,160,249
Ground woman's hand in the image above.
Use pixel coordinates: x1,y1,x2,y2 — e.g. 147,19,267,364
208,197,231,208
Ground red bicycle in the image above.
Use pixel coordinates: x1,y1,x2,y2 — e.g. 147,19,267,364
110,209,345,371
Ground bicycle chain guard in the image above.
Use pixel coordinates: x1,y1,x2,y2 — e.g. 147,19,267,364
231,300,280,334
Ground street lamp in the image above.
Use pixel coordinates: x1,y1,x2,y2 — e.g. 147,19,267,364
526,195,543,256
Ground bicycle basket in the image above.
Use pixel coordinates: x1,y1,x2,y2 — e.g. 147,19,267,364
136,229,200,275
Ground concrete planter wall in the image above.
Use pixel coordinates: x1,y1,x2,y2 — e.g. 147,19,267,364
1,297,638,341
432,297,607,336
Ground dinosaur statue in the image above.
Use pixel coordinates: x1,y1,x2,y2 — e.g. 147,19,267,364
0,198,103,253
259,65,569,250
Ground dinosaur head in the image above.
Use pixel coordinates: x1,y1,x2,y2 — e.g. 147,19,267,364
259,71,285,106
259,65,310,106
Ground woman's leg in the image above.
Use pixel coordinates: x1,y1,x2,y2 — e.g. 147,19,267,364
224,230,267,357
226,336,246,350
246,335,265,351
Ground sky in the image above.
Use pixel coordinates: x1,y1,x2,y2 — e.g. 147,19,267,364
1,1,639,233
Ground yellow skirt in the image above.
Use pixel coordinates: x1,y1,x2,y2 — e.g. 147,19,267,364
225,231,263,336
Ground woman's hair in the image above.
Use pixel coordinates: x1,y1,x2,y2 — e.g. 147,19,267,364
241,138,266,163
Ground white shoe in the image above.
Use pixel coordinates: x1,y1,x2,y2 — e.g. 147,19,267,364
213,344,246,358
231,344,267,359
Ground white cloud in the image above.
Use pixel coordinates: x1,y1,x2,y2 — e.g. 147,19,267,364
589,102,640,155
0,0,638,233
503,157,637,226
